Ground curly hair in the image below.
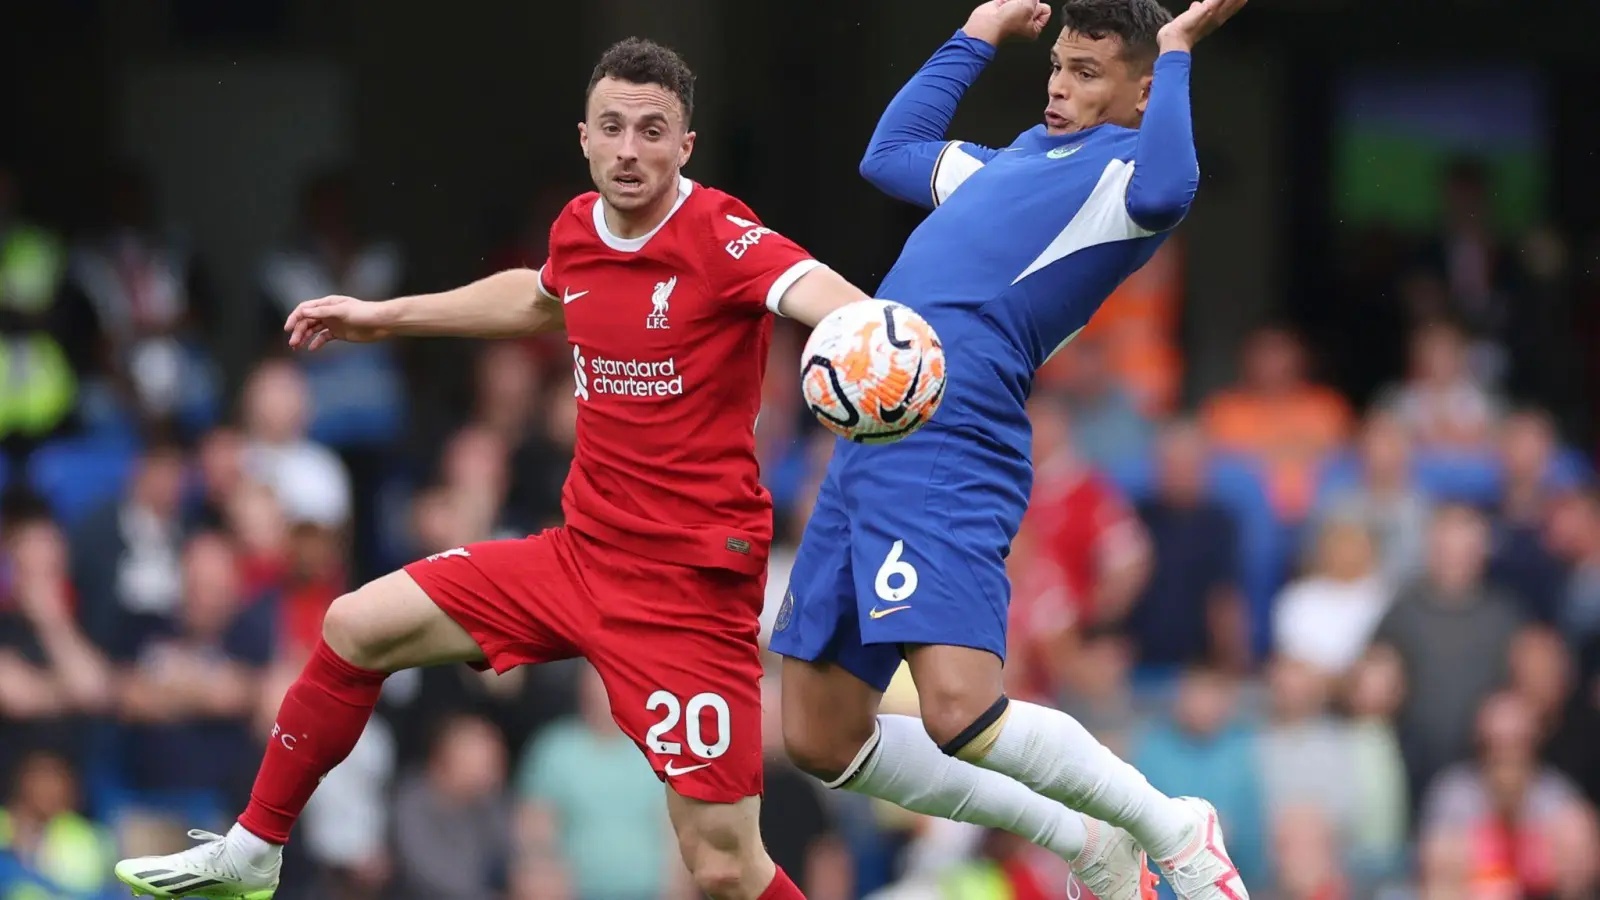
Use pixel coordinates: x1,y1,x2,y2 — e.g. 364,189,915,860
587,37,696,126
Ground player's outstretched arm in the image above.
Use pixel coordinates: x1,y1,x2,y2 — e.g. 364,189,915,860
285,268,562,351
773,266,872,328
860,2,1048,208
1123,0,1247,231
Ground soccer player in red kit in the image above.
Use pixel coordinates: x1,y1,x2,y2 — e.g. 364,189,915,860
115,38,872,900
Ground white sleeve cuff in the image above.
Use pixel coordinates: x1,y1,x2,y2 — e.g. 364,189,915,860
932,141,986,206
535,266,558,301
765,259,826,315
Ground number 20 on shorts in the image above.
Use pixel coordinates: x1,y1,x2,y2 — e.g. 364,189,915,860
646,690,732,760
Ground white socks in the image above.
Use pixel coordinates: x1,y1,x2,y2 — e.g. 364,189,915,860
974,699,1192,860
840,714,1088,861
226,823,282,870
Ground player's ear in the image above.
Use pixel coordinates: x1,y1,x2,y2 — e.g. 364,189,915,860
578,122,590,159
1136,73,1153,115
679,130,696,169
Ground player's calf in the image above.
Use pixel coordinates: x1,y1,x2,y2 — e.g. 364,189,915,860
666,792,802,900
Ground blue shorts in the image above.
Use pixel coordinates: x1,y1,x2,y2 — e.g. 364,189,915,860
770,429,1029,691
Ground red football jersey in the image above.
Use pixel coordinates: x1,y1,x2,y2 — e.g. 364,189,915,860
538,177,822,576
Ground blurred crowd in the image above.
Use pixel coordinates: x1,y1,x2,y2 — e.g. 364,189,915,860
1,151,1598,900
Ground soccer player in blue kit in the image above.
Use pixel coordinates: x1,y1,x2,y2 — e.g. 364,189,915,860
771,1,1250,898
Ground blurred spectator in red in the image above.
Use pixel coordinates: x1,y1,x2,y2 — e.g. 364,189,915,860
1369,504,1527,811
0,504,111,785
1489,409,1569,624
394,714,511,900
240,357,352,531
110,531,275,846
1311,412,1433,587
1269,805,1349,900
1127,422,1250,672
1273,517,1391,678
1418,691,1600,900
69,438,188,648
226,480,290,600
1009,396,1149,701
1203,325,1352,521
1050,335,1154,471
64,162,217,432
1377,319,1502,451
0,751,114,898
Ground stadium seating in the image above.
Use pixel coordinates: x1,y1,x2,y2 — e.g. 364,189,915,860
27,437,141,526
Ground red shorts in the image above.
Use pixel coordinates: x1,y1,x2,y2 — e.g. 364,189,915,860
402,526,766,804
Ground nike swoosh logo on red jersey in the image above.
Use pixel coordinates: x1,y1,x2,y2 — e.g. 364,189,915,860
563,288,589,304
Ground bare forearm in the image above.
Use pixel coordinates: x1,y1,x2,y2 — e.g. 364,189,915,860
384,269,563,339
34,623,111,710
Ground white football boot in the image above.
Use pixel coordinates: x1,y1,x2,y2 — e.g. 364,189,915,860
1153,797,1250,900
114,829,280,899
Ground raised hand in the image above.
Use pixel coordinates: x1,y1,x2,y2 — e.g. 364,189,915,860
1157,0,1248,54
963,0,1053,47
284,295,393,351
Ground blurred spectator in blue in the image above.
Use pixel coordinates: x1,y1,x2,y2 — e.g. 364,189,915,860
63,162,217,435
1377,319,1502,452
1418,691,1600,899
109,530,274,849
1489,409,1568,623
1546,489,1600,676
239,358,352,532
1132,667,1266,891
68,438,188,651
1369,503,1527,812
1311,411,1432,587
1202,325,1352,523
393,714,511,900
1127,422,1249,673
515,663,677,900
0,503,111,786
1052,335,1153,472
256,167,405,450
759,678,852,900
1273,517,1391,678
0,750,114,900
0,162,75,455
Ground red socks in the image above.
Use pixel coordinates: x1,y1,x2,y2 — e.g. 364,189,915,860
757,867,805,900
237,640,387,843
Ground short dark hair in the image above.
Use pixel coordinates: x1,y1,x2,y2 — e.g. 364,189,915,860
1058,0,1173,67
587,37,696,126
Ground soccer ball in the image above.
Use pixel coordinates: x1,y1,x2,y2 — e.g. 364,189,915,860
800,299,945,444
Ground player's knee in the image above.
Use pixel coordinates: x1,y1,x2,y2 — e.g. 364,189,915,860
320,590,381,666
918,686,1007,753
782,714,875,784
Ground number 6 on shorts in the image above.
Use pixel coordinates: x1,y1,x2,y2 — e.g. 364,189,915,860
874,539,918,603
645,689,732,759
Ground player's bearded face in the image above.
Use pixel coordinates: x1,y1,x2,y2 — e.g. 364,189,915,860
1044,31,1153,134
580,77,695,215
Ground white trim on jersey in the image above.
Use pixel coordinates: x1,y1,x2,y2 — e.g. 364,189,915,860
765,259,826,315
535,266,559,301
592,176,696,252
1010,159,1155,286
932,141,987,207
